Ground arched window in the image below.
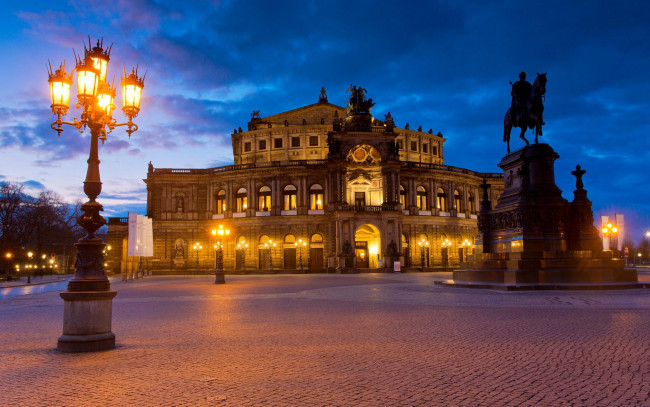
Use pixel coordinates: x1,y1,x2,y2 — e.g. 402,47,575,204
468,192,475,213
236,188,248,212
399,185,406,208
258,186,271,211
416,186,427,210
309,184,324,210
283,184,297,210
437,187,447,212
311,233,323,244
454,189,462,212
215,189,226,214
284,234,296,245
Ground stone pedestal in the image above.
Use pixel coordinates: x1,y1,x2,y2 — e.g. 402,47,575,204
441,143,643,290
215,271,226,284
57,290,117,352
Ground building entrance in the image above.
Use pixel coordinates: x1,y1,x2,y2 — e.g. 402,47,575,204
354,224,381,269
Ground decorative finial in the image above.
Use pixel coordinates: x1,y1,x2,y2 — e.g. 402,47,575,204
571,164,586,191
319,87,328,103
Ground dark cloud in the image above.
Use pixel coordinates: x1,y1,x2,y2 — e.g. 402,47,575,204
22,180,46,190
8,0,650,240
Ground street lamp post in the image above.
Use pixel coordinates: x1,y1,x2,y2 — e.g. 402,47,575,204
418,238,430,270
48,38,145,352
441,238,452,269
461,239,472,263
211,225,230,284
4,252,12,280
236,241,248,272
27,251,33,283
296,239,307,270
193,243,202,274
268,240,276,272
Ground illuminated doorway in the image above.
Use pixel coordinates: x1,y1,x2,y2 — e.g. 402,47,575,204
354,224,381,269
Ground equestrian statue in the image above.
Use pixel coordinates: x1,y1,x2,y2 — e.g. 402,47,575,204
504,72,547,153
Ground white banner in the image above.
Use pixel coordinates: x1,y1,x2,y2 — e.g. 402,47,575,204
127,213,154,257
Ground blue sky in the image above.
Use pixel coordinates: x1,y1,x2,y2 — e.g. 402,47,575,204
0,0,649,242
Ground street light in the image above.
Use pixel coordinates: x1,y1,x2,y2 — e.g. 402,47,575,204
236,240,248,272
441,238,452,269
267,240,277,272
48,38,145,353
461,239,472,263
193,243,202,274
295,238,307,270
211,225,230,284
4,252,12,280
417,238,430,269
27,251,33,283
601,222,618,255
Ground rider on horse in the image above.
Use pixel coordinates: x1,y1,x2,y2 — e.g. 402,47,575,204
511,72,532,127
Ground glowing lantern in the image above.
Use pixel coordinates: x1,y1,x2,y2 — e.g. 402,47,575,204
121,67,145,118
76,55,100,106
47,62,73,115
97,82,116,117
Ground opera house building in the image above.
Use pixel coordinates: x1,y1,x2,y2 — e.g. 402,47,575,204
107,88,503,274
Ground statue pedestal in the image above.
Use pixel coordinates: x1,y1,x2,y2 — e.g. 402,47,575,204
57,291,117,352
440,143,644,290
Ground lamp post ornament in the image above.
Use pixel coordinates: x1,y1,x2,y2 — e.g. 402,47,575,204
47,37,145,353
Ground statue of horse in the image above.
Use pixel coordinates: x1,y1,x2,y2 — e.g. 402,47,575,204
503,73,547,153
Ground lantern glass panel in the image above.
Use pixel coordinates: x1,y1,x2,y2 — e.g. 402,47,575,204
50,80,71,109
76,67,99,101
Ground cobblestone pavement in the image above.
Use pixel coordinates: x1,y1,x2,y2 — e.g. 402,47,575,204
1,273,649,406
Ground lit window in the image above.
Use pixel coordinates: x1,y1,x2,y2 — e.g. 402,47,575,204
455,189,463,212
416,186,427,210
468,192,475,213
437,188,447,212
216,190,226,214
258,186,271,211
236,188,248,212
309,184,324,210
283,184,297,210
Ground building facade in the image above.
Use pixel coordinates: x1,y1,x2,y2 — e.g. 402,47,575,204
107,88,503,274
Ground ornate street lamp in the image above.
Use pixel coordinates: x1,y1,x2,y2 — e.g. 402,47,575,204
236,240,248,272
418,238,430,270
193,243,203,274
295,238,307,270
27,251,33,283
212,225,230,284
267,240,277,272
441,238,452,269
48,38,145,353
461,239,473,263
4,252,12,280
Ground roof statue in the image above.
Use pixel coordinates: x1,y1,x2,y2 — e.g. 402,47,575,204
503,72,547,153
346,85,375,115
318,87,328,103
251,110,261,119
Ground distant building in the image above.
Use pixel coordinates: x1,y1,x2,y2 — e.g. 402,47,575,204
107,88,503,274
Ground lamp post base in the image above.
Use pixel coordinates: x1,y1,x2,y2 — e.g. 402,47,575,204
57,290,117,353
215,271,226,284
